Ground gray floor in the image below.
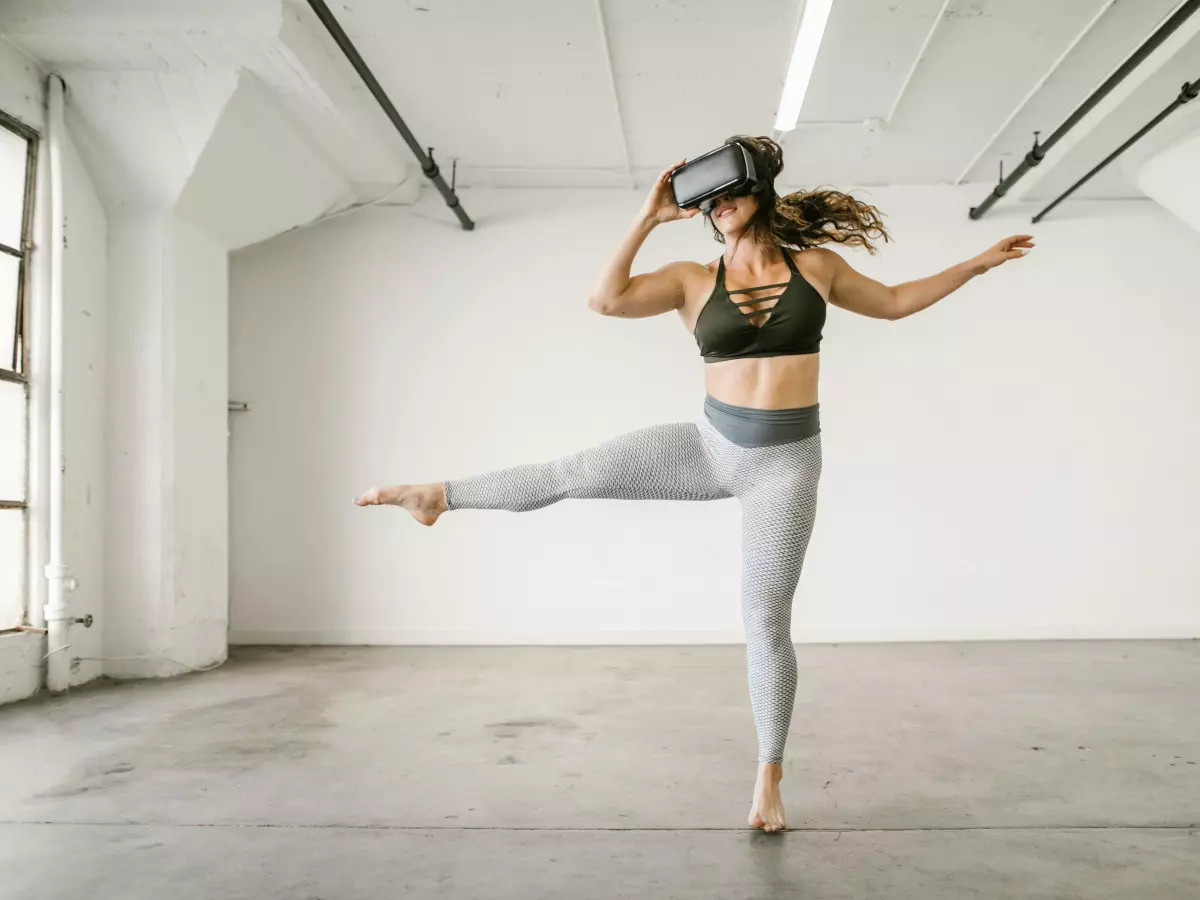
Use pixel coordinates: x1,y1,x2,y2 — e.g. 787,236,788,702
1,642,1198,899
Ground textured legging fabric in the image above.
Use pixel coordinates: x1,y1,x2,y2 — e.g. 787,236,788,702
442,414,822,764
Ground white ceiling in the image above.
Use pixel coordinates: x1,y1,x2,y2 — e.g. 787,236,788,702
294,0,1195,200
0,0,410,188
2,0,1197,225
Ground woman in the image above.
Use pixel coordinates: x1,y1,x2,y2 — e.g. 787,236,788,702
355,135,1033,833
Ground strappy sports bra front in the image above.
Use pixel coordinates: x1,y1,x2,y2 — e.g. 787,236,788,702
692,249,826,363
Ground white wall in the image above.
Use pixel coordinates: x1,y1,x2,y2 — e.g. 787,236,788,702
174,73,358,251
103,212,229,678
103,211,169,667
61,124,107,682
0,41,109,702
229,186,1200,645
0,39,44,129
2,23,390,702
1137,123,1200,235
166,215,228,668
32,64,241,684
0,634,40,705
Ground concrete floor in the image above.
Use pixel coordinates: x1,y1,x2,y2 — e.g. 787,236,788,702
1,641,1197,899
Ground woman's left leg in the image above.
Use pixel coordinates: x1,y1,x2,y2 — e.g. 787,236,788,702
734,432,822,830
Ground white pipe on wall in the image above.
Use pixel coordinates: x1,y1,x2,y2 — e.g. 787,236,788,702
25,95,50,636
43,73,75,692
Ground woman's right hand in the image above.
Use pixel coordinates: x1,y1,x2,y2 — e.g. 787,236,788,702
640,159,702,226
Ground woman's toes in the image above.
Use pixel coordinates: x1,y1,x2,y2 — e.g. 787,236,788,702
356,486,406,507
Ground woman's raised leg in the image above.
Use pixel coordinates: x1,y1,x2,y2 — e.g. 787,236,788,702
355,421,730,524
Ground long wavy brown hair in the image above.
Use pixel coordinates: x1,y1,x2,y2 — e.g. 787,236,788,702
707,134,891,254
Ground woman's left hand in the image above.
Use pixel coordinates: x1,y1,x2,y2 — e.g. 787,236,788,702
975,234,1035,271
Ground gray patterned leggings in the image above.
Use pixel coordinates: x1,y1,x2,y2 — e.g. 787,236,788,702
443,414,822,763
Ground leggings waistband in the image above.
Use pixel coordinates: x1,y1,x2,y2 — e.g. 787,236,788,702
702,395,820,448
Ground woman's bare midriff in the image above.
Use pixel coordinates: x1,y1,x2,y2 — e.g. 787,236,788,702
703,353,820,409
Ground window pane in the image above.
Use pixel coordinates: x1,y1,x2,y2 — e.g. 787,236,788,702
0,253,18,372
0,379,25,501
0,126,29,250
0,508,23,629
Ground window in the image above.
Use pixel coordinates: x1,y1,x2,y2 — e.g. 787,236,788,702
0,109,37,630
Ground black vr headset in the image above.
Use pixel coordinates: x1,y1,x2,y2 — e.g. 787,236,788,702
671,140,772,214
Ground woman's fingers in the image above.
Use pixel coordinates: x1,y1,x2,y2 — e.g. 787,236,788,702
657,159,686,185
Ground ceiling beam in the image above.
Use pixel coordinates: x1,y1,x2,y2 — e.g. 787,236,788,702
886,0,951,124
1011,0,1200,201
954,0,1119,186
594,0,635,190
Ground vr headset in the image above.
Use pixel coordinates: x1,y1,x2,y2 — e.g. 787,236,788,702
671,141,771,213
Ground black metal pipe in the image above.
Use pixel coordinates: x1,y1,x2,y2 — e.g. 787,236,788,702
304,0,474,231
1032,78,1199,224
969,0,1200,220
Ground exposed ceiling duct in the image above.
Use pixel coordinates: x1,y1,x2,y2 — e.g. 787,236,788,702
968,0,1200,219
1033,75,1199,222
302,0,474,231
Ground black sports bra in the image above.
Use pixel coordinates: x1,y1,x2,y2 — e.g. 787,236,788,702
692,249,826,363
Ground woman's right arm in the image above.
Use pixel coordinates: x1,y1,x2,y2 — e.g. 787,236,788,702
587,161,701,318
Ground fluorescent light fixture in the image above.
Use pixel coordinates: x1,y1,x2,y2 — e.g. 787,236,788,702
774,0,834,132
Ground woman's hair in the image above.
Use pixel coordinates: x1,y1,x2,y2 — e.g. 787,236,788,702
707,134,891,254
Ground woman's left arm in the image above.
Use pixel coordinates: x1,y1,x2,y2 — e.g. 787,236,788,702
815,235,1035,320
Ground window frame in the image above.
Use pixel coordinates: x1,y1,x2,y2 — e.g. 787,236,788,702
0,107,38,388
0,108,38,632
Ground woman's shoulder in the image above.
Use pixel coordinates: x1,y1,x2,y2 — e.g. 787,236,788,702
666,259,719,285
785,246,840,303
667,259,722,316
788,245,842,263
787,245,843,275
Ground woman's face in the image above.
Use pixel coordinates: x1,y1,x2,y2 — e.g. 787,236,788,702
709,192,757,236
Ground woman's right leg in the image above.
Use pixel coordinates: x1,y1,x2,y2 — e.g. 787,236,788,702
355,422,730,522
443,422,730,511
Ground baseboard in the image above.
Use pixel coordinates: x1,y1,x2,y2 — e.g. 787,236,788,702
229,629,751,646
229,624,1200,646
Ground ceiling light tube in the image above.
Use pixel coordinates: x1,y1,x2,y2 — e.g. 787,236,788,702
774,0,835,132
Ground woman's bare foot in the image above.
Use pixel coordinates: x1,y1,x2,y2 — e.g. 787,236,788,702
353,482,447,526
748,762,786,832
